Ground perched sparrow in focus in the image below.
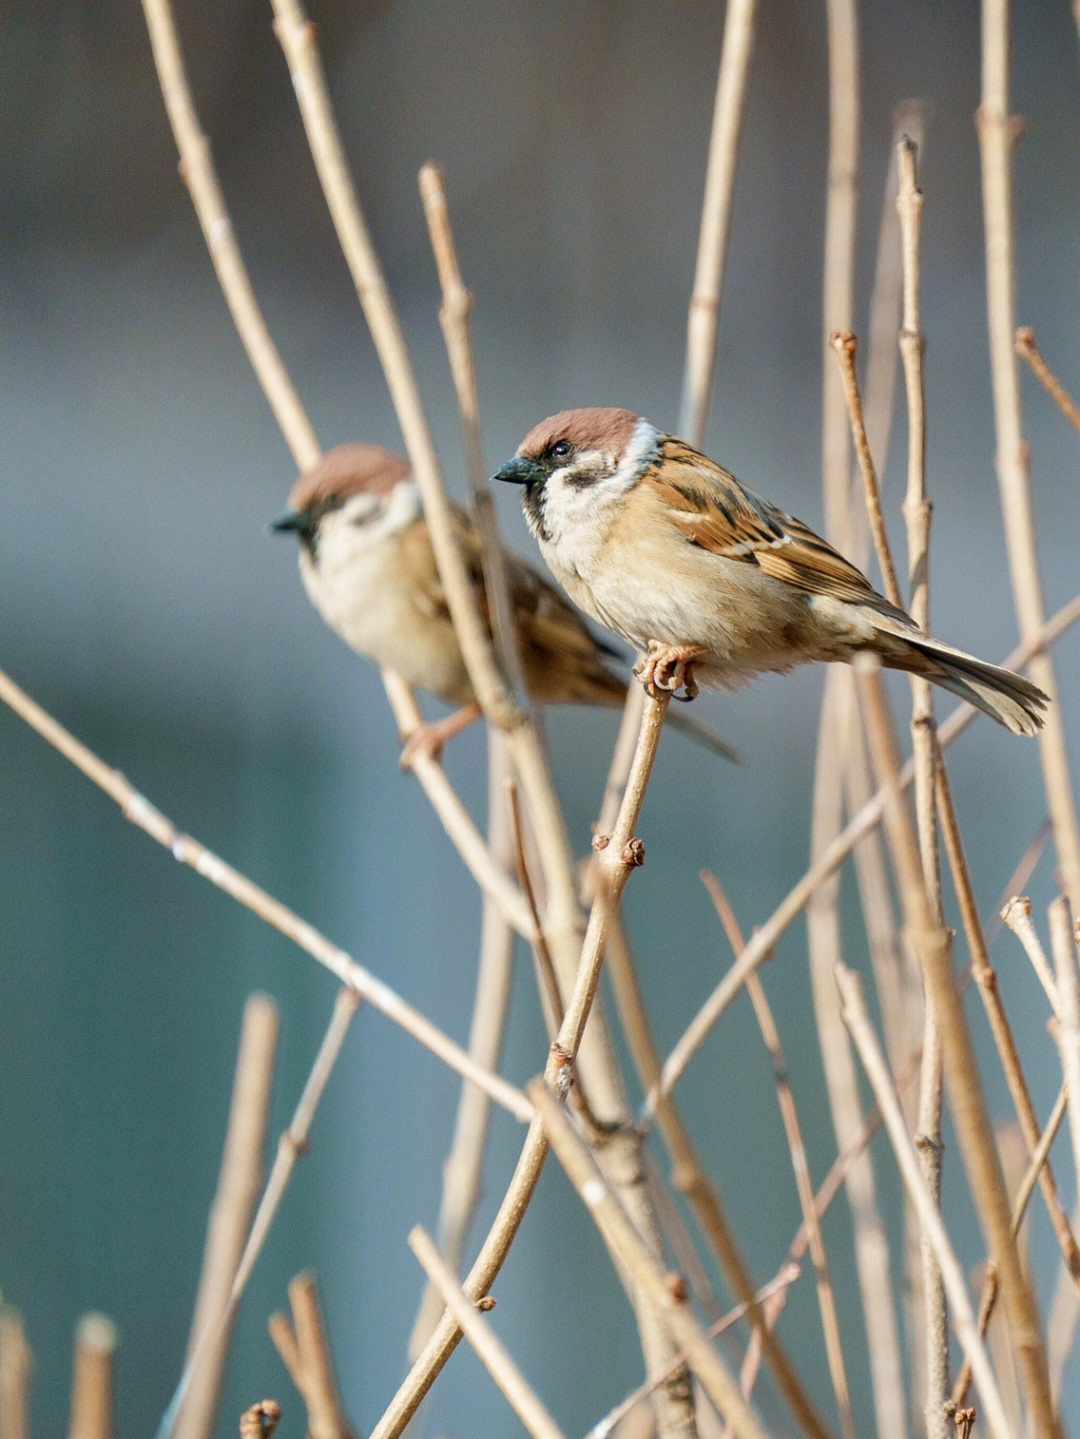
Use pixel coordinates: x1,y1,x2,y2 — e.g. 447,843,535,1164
272,443,737,760
492,407,1048,736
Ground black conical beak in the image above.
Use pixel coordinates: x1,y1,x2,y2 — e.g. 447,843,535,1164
491,456,542,487
269,508,312,537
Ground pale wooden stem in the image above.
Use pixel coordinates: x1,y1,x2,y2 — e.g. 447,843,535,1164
978,0,1080,926
176,996,280,1439
1001,895,1061,1015
227,987,361,1316
139,0,319,468
857,672,1060,1439
833,113,922,1439
270,0,518,736
0,664,529,1121
1015,327,1080,433
652,589,1080,1103
821,0,860,547
0,1309,32,1439
271,23,658,1317
165,987,360,1439
267,1313,303,1397
68,1315,118,1439
834,967,1014,1439
369,695,676,1439
679,0,758,444
408,1227,566,1439
953,1083,1070,1410
604,911,831,1439
417,163,525,699
949,808,1080,1288
285,1274,356,1439
140,0,535,941
703,873,853,1439
893,131,950,1438
1049,899,1080,1186
585,1267,801,1439
528,1081,769,1439
409,736,517,1358
829,332,903,607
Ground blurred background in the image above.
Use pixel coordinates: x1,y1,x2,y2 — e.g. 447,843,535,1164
3,1,1079,1434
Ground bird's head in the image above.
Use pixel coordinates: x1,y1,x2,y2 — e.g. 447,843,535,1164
491,407,658,546
271,443,420,563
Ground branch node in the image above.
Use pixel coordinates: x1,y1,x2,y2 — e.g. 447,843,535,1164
239,1400,282,1439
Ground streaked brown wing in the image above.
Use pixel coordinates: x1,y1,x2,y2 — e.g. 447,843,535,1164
647,438,907,616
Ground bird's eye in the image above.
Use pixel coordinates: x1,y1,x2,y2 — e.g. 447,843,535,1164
549,440,571,461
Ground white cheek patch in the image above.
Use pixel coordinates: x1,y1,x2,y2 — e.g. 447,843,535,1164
342,480,422,547
541,420,661,575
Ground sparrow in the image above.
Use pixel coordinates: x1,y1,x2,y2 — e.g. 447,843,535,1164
492,407,1048,736
271,442,737,760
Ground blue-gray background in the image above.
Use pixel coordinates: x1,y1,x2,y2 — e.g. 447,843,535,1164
3,1,1079,1434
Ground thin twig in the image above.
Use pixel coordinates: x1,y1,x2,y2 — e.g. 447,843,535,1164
408,1227,566,1439
856,670,1059,1439
701,873,853,1439
176,996,280,1439
281,1274,357,1439
270,0,519,737
894,131,949,1438
68,1315,118,1439
978,0,1080,931
584,1266,801,1439
953,1082,1070,1409
139,0,319,468
0,1309,31,1439
417,162,526,700
409,734,517,1359
834,967,1013,1439
160,987,361,1439
140,0,536,939
370,694,677,1439
1016,327,1080,434
508,778,564,1033
679,0,758,444
267,1314,303,1398
960,881,1080,1286
1049,899,1080,1184
602,911,831,1439
529,1081,768,1439
0,665,530,1123
652,591,1080,1102
829,332,903,606
1000,896,1061,1016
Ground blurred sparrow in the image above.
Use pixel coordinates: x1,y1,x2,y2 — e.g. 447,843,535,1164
492,407,1048,736
272,442,737,760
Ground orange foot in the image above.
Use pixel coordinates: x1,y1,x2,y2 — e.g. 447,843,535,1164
633,642,706,701
400,702,483,769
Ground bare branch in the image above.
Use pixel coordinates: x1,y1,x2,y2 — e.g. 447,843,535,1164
679,0,758,444
176,996,280,1439
529,1081,769,1439
1016,327,1080,434
408,1228,565,1439
68,1315,118,1439
835,967,1013,1439
0,664,530,1122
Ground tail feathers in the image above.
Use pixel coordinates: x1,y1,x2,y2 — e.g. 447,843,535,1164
893,633,1048,737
